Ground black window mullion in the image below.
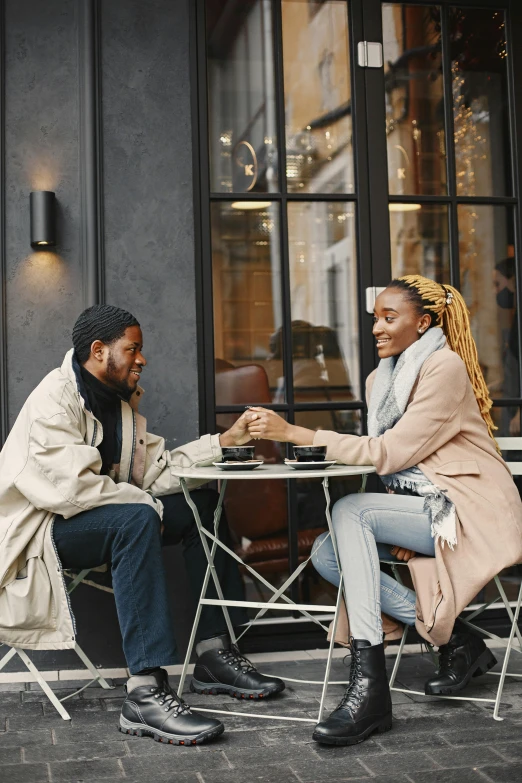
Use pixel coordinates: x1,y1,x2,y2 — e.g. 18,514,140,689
505,0,522,402
441,4,460,289
195,0,217,437
272,0,299,603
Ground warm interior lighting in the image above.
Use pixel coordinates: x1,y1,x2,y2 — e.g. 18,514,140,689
388,203,422,212
231,201,272,210
36,241,50,246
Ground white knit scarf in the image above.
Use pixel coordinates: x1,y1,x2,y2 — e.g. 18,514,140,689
368,328,457,549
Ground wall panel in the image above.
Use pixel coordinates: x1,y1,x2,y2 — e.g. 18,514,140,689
5,0,81,428
102,0,199,447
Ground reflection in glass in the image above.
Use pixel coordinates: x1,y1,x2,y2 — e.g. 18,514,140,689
206,1,278,193
458,206,518,420
450,8,511,197
282,202,360,404
382,5,446,196
212,202,283,404
281,0,353,193
389,203,449,281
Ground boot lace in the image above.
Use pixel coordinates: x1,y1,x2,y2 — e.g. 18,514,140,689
437,644,457,672
150,682,192,715
218,644,257,674
337,646,364,715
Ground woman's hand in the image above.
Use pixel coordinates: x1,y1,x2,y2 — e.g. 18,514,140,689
390,546,416,562
247,407,291,442
219,411,253,446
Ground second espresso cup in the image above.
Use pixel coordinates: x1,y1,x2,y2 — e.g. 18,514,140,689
293,445,327,462
221,445,256,462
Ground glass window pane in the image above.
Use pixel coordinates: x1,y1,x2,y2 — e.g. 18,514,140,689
212,202,284,404
458,205,518,399
281,0,354,193
383,5,446,196
287,201,360,403
450,8,511,197
294,408,362,436
389,203,449,280
206,1,278,193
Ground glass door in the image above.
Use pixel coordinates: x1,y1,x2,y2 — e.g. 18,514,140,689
197,0,378,639
195,0,522,645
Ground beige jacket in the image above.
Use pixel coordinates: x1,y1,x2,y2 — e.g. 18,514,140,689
314,346,522,646
0,349,222,650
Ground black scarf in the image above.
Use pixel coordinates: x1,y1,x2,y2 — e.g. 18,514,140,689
79,366,123,475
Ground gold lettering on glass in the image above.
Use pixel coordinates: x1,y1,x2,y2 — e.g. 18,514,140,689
233,140,258,191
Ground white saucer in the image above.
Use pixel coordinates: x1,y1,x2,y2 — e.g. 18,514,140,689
213,460,264,471
284,459,337,471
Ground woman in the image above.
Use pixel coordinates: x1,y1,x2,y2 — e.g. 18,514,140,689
247,275,522,746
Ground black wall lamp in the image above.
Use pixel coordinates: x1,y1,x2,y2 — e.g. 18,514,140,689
30,191,56,248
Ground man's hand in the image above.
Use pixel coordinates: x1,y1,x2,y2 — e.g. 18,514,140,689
390,546,416,562
219,411,254,447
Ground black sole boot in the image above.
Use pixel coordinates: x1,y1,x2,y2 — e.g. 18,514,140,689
191,638,285,700
120,669,224,746
425,621,497,696
312,638,392,746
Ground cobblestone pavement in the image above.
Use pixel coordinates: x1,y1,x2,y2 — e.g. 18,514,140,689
1,650,522,783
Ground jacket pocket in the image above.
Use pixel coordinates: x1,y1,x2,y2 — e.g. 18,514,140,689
434,460,481,477
0,557,56,630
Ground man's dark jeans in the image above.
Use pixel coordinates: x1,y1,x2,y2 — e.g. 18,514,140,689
52,490,248,674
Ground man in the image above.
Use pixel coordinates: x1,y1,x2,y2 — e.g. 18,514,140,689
0,305,284,746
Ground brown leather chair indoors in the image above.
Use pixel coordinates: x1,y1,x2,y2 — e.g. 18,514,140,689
214,360,326,580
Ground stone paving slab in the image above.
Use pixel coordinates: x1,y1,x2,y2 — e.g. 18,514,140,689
0,654,522,782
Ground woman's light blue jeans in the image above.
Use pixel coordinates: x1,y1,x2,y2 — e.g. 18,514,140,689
311,492,435,646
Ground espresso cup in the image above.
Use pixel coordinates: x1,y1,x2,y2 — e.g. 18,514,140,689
293,445,327,462
221,446,256,462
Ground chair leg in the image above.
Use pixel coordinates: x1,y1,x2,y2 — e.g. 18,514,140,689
389,623,408,688
74,644,114,690
0,645,17,671
493,580,522,721
14,649,71,720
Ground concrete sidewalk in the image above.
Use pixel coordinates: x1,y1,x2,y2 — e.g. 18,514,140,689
1,648,521,783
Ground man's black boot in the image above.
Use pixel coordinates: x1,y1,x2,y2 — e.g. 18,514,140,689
191,634,285,700
312,638,392,746
119,669,224,746
424,620,497,696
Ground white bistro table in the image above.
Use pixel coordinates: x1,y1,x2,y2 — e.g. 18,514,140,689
172,461,375,725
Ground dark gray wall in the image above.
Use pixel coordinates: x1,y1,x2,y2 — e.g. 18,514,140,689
0,0,200,669
3,0,199,448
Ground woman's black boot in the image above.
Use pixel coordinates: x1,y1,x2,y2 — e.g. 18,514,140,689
312,638,392,746
424,619,497,696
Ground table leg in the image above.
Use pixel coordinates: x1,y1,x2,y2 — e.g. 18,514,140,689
316,475,345,722
177,477,234,698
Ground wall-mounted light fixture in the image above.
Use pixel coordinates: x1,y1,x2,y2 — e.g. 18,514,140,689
30,191,56,248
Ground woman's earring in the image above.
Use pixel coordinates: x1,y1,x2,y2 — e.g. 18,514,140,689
418,328,424,334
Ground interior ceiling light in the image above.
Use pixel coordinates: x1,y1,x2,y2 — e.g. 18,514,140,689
388,203,422,212
231,201,272,210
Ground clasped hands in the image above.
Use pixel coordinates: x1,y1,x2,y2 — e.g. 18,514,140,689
218,408,416,562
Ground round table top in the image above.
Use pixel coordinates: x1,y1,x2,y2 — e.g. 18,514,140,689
172,463,376,481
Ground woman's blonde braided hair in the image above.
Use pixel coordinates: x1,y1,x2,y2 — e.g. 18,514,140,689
393,275,497,443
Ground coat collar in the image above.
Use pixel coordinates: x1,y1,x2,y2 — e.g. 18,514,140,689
60,348,145,413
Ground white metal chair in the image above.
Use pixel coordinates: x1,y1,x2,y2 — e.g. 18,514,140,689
382,436,522,721
0,568,114,720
